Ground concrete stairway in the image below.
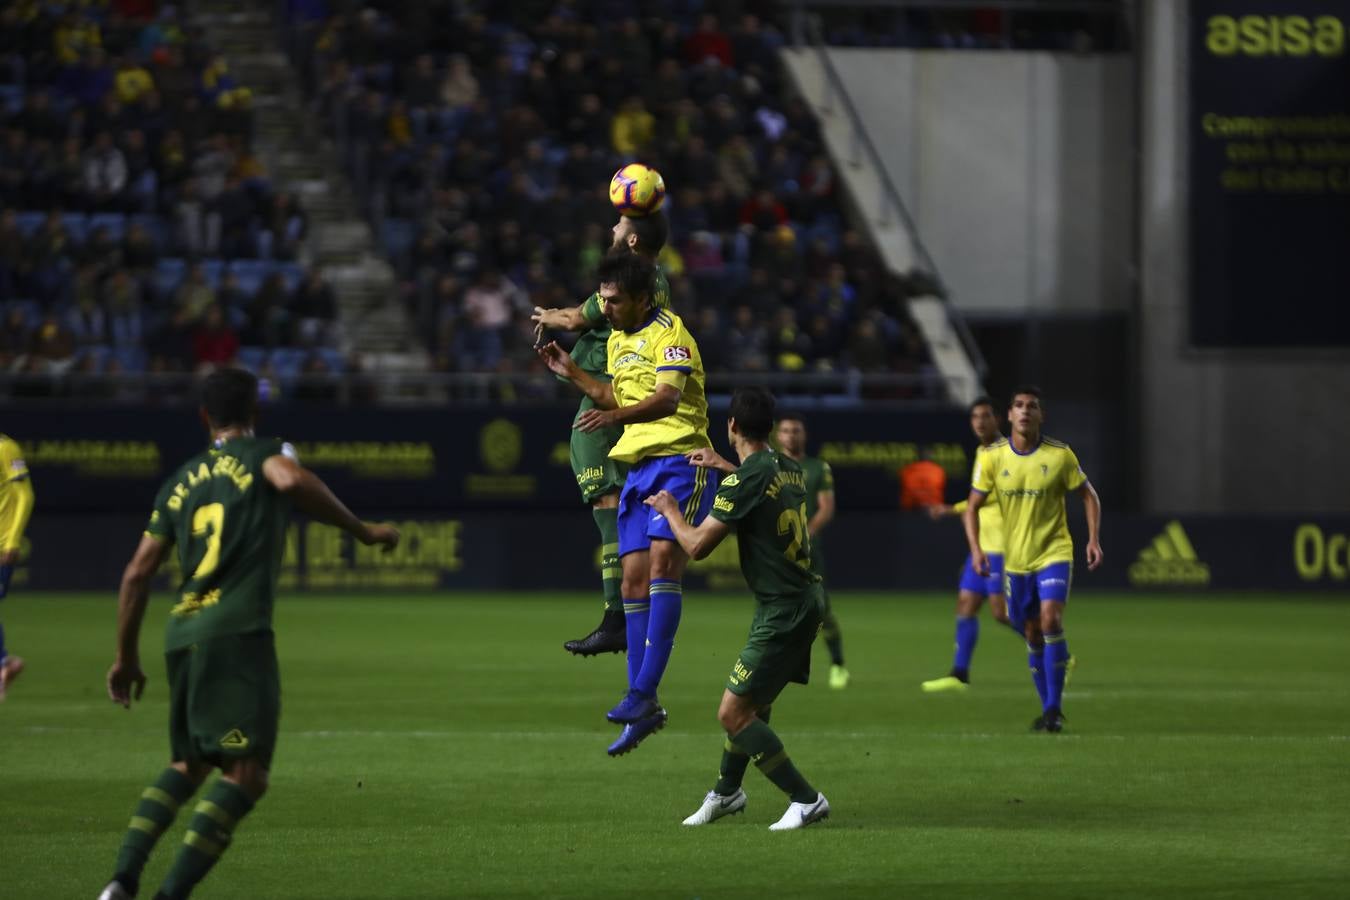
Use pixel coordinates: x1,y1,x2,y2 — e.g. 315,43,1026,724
189,1,425,368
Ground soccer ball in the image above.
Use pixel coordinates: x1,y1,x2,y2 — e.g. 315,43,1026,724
609,164,666,217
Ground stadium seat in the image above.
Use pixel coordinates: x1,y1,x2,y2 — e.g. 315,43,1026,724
153,258,188,299
200,259,226,287
236,345,268,372
60,213,88,242
270,347,306,378
381,219,416,261
110,346,147,373
78,346,111,372
15,211,44,236
314,347,346,373
88,213,127,241
276,263,305,293
0,85,22,115
227,259,271,298
129,213,169,252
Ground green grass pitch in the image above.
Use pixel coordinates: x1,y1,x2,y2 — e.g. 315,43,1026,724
1,591,1348,899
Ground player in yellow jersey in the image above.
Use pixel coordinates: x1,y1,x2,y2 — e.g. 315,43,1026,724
530,212,671,658
921,397,1014,692
0,433,35,698
539,251,715,756
963,386,1102,733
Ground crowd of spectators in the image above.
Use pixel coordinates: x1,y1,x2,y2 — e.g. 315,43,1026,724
0,0,332,392
285,1,935,389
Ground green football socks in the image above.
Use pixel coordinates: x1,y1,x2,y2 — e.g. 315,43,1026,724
113,767,198,893
157,779,255,899
593,507,622,614
731,716,817,804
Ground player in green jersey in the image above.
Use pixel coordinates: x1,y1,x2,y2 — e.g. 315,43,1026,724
646,387,830,831
98,369,399,900
531,212,670,657
774,413,849,689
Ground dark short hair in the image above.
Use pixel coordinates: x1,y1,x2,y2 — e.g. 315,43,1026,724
968,395,996,414
776,410,806,428
730,386,776,441
201,368,259,428
1009,384,1043,406
628,210,669,254
597,250,656,302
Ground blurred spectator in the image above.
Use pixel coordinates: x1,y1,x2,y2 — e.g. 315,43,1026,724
611,96,655,157
115,57,156,105
684,14,734,66
29,313,77,367
293,268,338,345
192,303,239,368
83,131,129,210
175,263,216,323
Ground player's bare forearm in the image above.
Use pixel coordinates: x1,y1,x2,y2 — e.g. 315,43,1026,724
962,491,986,558
1079,481,1102,542
687,447,736,473
531,304,588,332
116,534,170,663
611,385,679,425
808,492,835,536
645,490,729,560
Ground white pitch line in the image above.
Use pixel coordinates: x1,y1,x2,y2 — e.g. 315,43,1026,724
10,725,1349,744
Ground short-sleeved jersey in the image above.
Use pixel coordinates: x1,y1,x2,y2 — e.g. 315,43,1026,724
145,437,293,651
606,307,710,464
971,436,1086,573
710,450,820,601
798,455,834,576
0,434,34,551
952,495,1004,554
570,265,671,378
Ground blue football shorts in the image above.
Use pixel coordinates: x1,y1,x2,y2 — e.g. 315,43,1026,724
1004,561,1072,631
617,454,717,556
959,552,1005,596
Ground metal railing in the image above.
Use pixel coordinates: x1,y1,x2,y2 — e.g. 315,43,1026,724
0,369,961,408
785,6,990,389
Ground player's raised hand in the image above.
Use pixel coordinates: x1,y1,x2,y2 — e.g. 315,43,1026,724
361,522,401,552
537,341,576,378
926,503,952,521
575,408,615,433
644,490,679,519
107,660,146,709
686,447,730,472
531,306,568,330
1085,540,1104,571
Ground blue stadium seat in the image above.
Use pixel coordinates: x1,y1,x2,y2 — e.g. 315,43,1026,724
110,346,147,373
0,85,22,115
314,347,346,373
129,213,169,252
270,347,306,378
3,299,42,329
227,259,270,297
15,211,44,236
200,258,225,287
60,213,88,242
78,346,111,372
88,212,127,241
236,346,268,372
276,263,305,293
153,258,188,299
381,218,416,260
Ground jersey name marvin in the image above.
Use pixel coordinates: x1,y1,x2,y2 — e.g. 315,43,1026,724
165,455,255,510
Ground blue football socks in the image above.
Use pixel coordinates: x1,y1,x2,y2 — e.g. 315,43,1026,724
1028,643,1049,709
1043,631,1070,711
952,616,979,676
633,579,682,697
622,599,650,690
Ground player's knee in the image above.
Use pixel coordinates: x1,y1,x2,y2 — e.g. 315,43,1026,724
222,759,270,801
717,697,753,734
621,574,648,599
1040,609,1063,632
172,759,212,785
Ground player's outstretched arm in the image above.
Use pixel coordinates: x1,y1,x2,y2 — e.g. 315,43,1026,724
108,533,172,708
686,447,736,473
1078,480,1104,570
962,490,989,575
531,304,588,336
537,341,617,410
263,455,400,550
645,489,730,560
579,382,679,433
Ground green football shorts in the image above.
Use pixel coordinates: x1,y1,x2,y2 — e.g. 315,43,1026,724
726,584,825,705
166,631,281,769
570,399,628,504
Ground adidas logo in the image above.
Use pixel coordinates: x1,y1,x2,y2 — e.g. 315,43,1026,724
1129,521,1211,586
219,729,250,750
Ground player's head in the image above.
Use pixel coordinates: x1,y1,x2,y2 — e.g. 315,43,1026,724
597,250,656,331
728,386,776,447
775,411,807,458
1008,384,1044,437
968,395,1000,443
611,210,669,258
200,368,259,432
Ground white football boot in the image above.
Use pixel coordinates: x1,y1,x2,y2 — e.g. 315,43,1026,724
681,788,747,825
768,792,830,831
96,881,132,900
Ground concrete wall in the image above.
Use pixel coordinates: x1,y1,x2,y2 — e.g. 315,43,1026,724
826,49,1134,315
1139,0,1350,513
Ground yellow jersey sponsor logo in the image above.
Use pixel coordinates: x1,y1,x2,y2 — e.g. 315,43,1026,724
1129,521,1211,586
713,495,734,513
171,589,222,618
